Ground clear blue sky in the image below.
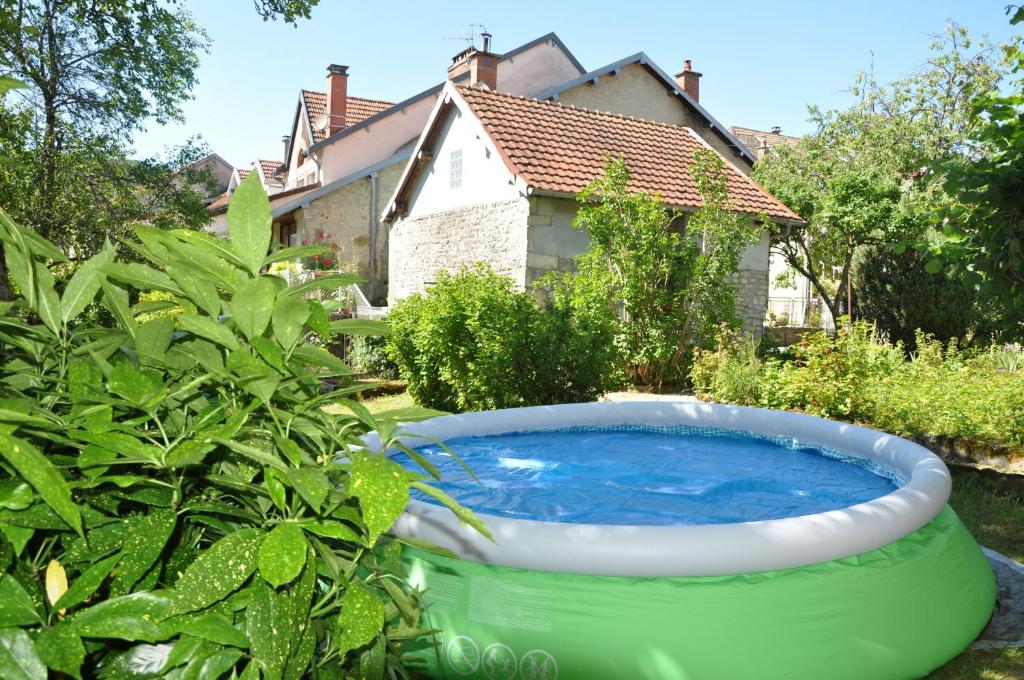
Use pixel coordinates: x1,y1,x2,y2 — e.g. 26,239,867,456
131,0,1021,168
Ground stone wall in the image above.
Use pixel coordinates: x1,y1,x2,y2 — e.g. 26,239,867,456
296,161,404,304
526,194,770,337
734,268,769,338
387,198,530,304
525,195,588,287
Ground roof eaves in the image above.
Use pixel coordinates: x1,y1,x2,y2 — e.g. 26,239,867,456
272,149,413,219
501,31,586,75
639,56,757,165
305,82,445,155
534,52,757,166
530,52,645,100
305,32,586,155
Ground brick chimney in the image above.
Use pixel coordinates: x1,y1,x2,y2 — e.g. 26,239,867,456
447,32,498,90
326,64,348,136
675,59,702,102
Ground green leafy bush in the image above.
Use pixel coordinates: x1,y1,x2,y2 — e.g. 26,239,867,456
0,174,486,679
692,323,1024,445
385,264,619,411
546,154,759,389
854,245,983,352
349,334,400,380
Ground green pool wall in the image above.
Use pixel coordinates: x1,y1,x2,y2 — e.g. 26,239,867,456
401,506,995,680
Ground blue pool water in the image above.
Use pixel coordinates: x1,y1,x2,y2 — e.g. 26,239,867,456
395,426,901,526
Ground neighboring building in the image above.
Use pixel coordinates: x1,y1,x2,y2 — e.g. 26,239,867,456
384,83,803,337
728,125,830,328
729,125,799,160
226,32,587,303
174,153,234,206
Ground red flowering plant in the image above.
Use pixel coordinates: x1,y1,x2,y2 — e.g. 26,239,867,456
301,230,341,271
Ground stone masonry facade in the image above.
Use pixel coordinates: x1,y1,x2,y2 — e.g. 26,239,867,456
387,198,530,304
734,268,770,339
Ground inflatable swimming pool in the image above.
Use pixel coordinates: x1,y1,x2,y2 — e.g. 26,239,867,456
362,402,995,680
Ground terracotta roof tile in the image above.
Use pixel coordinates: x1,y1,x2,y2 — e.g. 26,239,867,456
237,168,251,180
258,159,284,183
457,87,801,222
729,126,801,151
302,90,393,143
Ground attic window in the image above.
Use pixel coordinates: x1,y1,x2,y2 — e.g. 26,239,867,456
449,149,463,189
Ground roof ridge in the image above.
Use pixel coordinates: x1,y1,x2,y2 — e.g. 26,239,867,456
455,85,703,134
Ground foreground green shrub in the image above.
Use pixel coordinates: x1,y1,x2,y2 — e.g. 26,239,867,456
692,323,1024,445
0,175,485,679
386,264,619,411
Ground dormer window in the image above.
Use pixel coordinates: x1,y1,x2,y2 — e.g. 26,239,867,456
449,149,463,189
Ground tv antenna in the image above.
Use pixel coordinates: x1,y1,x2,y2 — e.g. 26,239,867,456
444,24,489,50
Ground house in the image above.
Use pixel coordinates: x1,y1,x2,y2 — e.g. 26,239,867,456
174,153,234,206
729,125,829,328
220,32,588,303
383,82,803,336
729,125,799,160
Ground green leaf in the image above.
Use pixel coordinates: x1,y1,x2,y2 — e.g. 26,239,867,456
231,277,277,341
173,229,248,270
305,300,330,337
263,244,330,267
61,244,115,323
0,433,82,537
72,431,162,464
410,481,492,541
348,452,409,544
172,528,263,613
33,625,84,680
0,574,42,626
283,468,329,512
177,315,240,351
171,612,249,648
135,317,175,360
100,281,136,337
291,273,362,296
924,257,943,274
295,519,362,543
327,319,390,336
110,509,177,596
246,581,289,680
53,553,121,611
188,647,243,679
33,262,62,334
336,584,384,657
68,592,173,642
0,628,46,680
108,362,163,407
0,482,32,511
258,523,307,588
228,174,272,276
290,345,351,375
272,293,309,350
104,262,183,295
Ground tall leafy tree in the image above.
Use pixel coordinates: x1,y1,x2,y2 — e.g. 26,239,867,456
755,24,1004,325
943,10,1024,337
0,0,208,240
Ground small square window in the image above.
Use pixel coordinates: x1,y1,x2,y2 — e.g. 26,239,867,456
449,149,462,189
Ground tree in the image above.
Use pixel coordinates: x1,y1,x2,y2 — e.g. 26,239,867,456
943,11,1024,338
547,154,759,389
756,24,1004,326
853,245,983,352
0,1,209,239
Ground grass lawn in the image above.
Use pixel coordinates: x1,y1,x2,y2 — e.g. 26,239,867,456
351,392,1024,678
